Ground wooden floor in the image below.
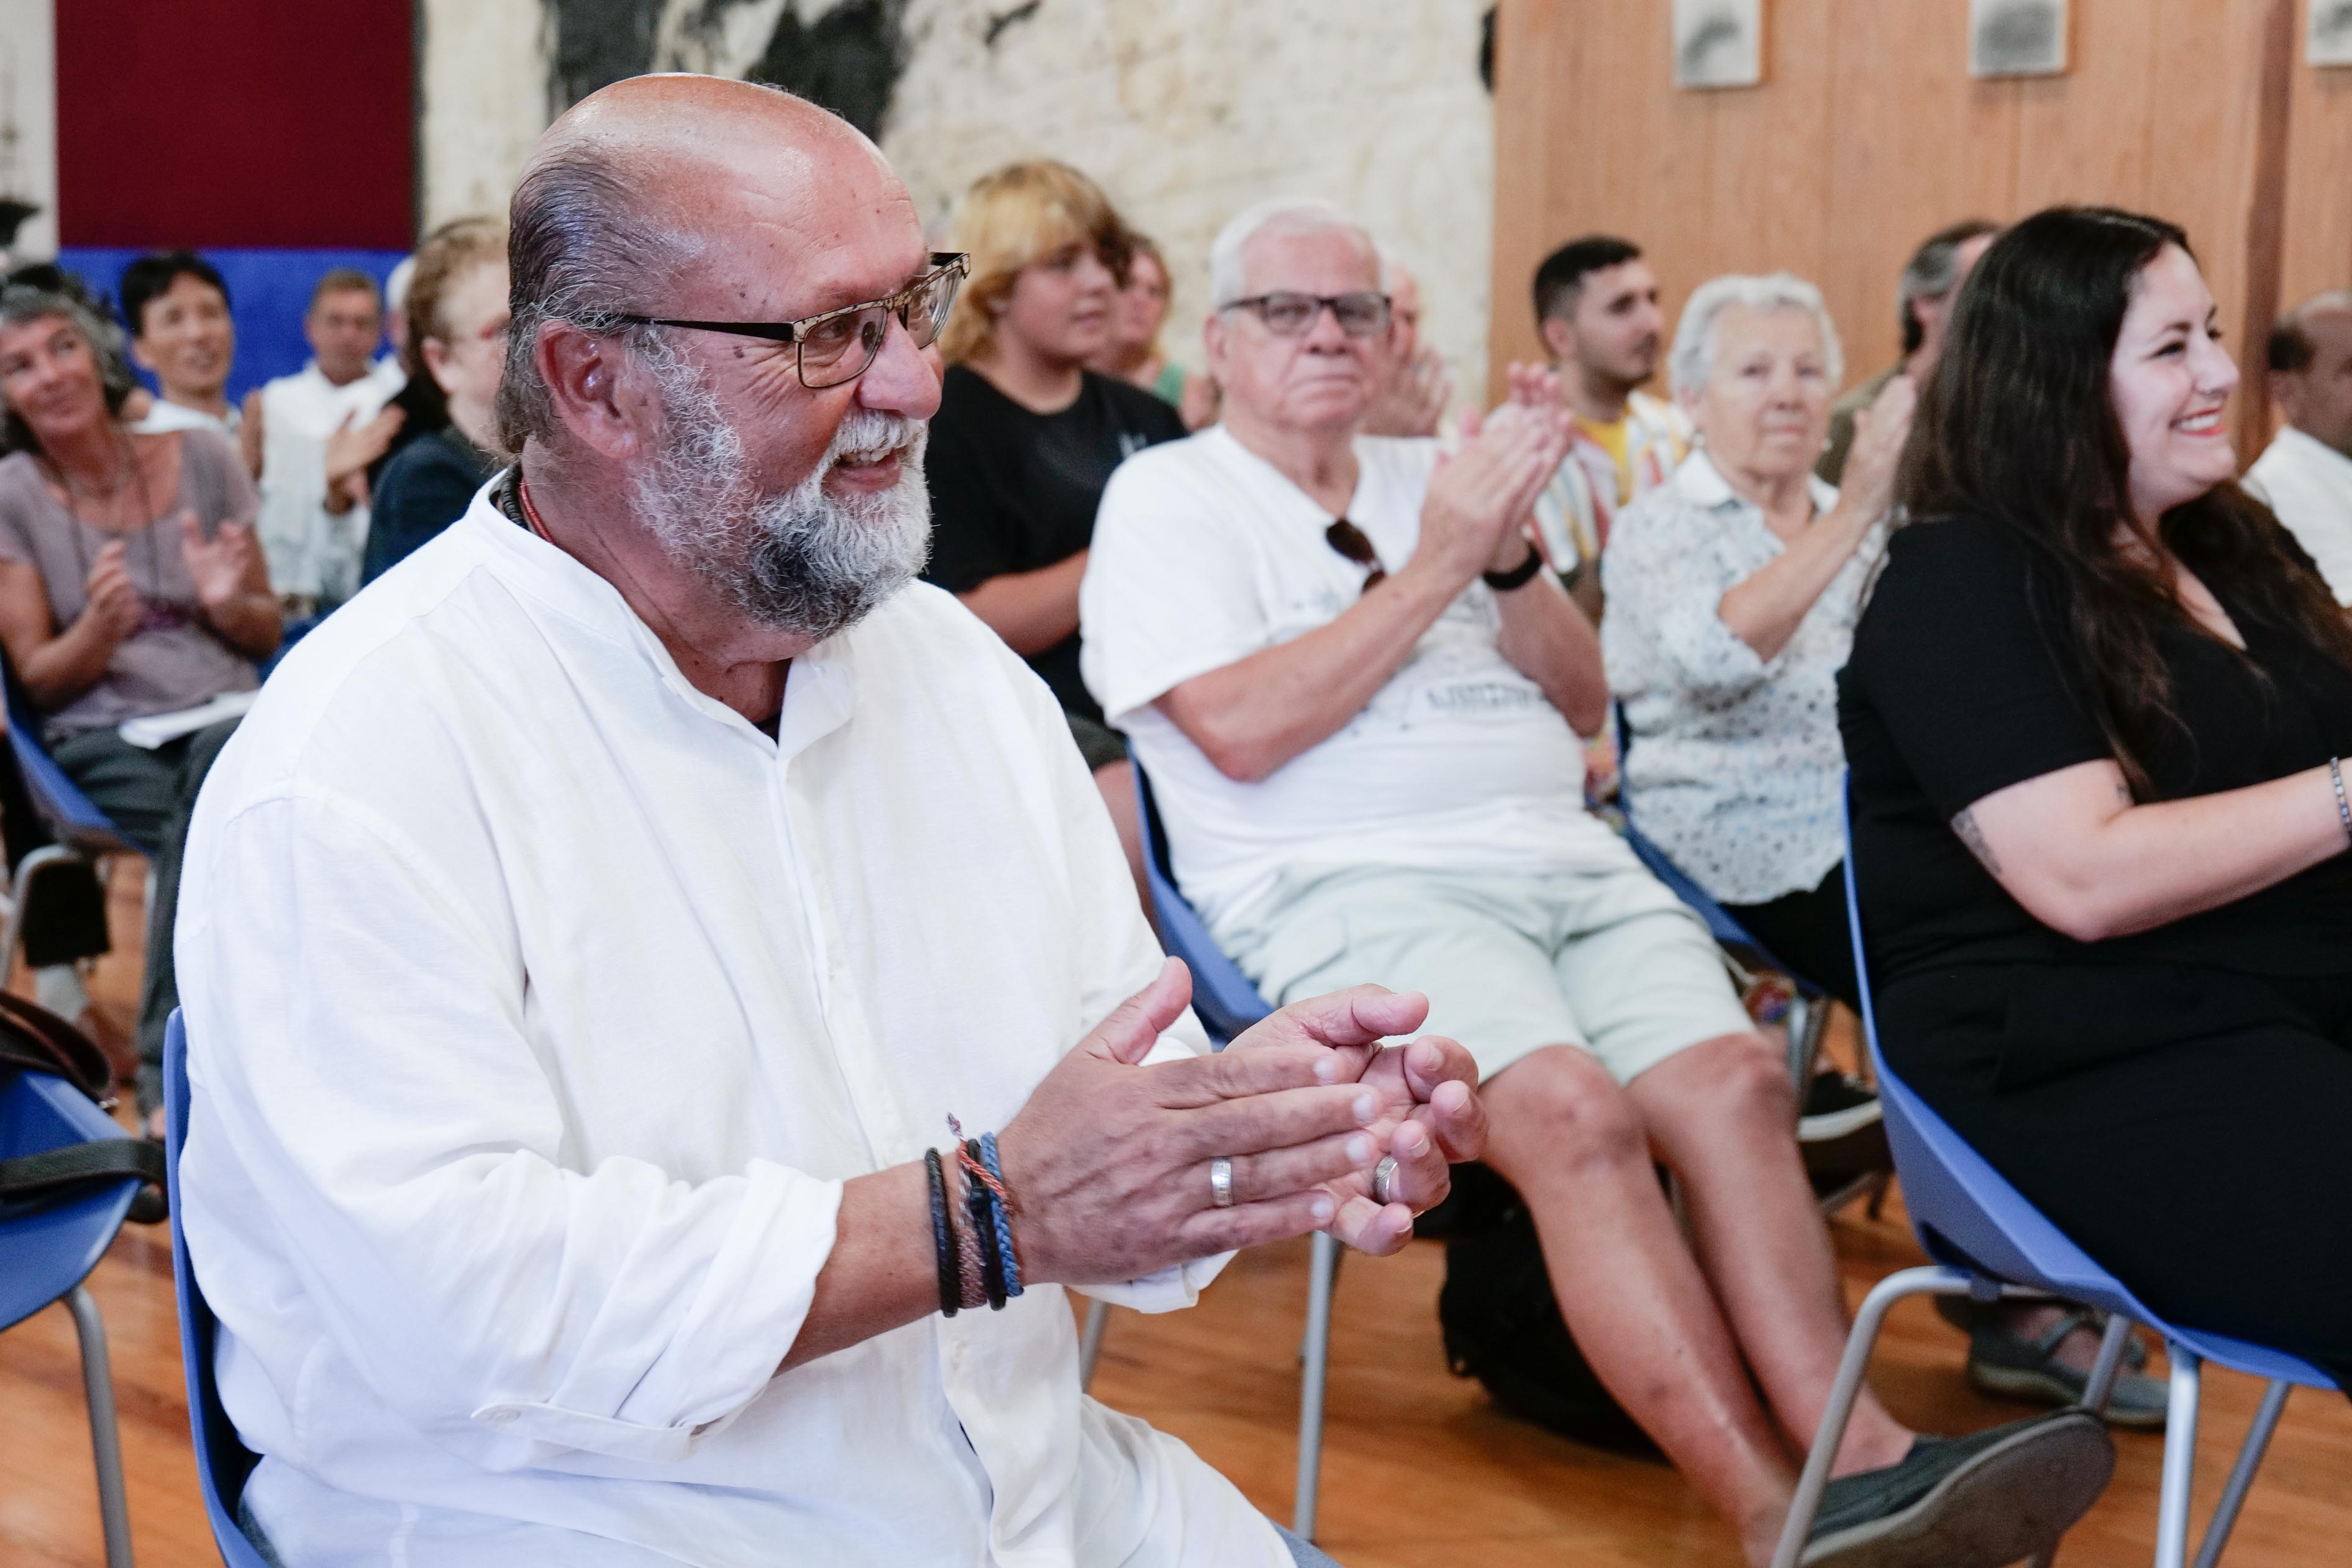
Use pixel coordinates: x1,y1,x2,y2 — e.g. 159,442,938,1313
5,864,2349,1567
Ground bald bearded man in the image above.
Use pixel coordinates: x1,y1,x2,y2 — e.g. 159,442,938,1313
173,75,1482,1568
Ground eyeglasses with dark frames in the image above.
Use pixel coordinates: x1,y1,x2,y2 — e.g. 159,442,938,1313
1325,519,1387,591
1223,291,1393,339
606,252,970,390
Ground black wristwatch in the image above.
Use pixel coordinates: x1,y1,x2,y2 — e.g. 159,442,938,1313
1483,544,1544,592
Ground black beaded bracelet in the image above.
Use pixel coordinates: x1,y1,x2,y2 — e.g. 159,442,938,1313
924,1147,959,1318
964,1138,1008,1310
1483,544,1543,593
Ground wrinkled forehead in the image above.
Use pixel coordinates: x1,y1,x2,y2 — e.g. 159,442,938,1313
1712,301,1824,357
1241,224,1381,298
653,144,929,322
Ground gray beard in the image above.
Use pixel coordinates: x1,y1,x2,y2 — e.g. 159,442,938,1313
632,355,932,642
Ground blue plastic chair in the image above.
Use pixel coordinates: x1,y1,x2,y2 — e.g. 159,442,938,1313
1767,788,2337,1568
0,710,140,977
162,1011,273,1568
0,1057,144,1567
1089,762,1341,1540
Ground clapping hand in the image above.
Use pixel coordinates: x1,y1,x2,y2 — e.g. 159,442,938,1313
1362,344,1456,439
1227,985,1485,1255
81,540,142,644
997,959,1484,1286
1836,373,1917,527
324,405,405,515
1418,361,1573,581
179,509,262,613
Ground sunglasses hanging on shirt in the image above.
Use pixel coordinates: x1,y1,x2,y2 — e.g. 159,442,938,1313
1325,519,1387,593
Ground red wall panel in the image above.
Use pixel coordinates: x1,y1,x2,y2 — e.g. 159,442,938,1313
55,0,414,249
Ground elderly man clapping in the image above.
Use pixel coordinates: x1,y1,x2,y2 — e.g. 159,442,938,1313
175,78,1483,1568
1081,205,2112,1568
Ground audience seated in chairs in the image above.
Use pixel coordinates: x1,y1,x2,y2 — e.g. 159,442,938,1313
362,218,509,585
1603,268,2167,1422
1841,204,2352,1406
0,281,279,1132
923,160,1188,897
173,77,1481,1568
1078,194,2110,1568
2244,289,2352,603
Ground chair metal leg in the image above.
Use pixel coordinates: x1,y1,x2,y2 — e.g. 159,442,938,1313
1768,1264,1971,1568
1293,1231,1341,1542
65,1284,135,1568
2082,1311,2137,1415
1784,991,1826,1103
2190,1379,2291,1568
2156,1347,2204,1568
1079,1298,1111,1390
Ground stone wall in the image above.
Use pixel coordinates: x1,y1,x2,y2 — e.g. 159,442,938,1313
418,0,1496,391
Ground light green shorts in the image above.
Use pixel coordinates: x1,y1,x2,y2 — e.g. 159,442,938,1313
1215,863,1754,1088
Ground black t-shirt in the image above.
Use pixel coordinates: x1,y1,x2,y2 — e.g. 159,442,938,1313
1839,514,2352,982
923,365,1186,721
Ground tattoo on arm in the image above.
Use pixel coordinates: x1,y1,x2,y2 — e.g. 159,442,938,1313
1951,809,2003,876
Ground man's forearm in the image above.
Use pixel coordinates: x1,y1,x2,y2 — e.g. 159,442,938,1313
1492,570,1608,736
1158,559,1464,782
779,1161,944,1371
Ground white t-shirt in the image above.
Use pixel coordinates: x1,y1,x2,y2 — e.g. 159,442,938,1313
2245,425,2352,606
1081,426,1638,931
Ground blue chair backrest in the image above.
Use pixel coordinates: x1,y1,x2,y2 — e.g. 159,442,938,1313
1840,784,2332,1387
1130,759,1272,1048
7,711,130,854
1613,701,1818,985
0,1064,142,1332
163,1011,273,1568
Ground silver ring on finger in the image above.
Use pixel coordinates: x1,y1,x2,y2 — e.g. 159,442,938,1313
1371,1154,1400,1207
1210,1156,1234,1208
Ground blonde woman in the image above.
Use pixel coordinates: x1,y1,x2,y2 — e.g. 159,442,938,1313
926,162,1185,891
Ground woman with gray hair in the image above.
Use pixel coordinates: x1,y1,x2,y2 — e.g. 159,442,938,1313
1600,271,2169,1424
0,280,278,1130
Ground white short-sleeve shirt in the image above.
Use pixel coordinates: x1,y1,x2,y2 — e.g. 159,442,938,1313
1080,427,1636,932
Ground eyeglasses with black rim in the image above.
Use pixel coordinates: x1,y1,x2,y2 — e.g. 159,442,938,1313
604,252,970,390
1221,291,1393,339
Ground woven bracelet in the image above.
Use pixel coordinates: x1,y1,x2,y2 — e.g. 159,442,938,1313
979,1133,1023,1298
923,1148,959,1318
964,1139,1008,1310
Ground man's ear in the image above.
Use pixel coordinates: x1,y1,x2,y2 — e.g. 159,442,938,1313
1202,310,1229,378
537,321,652,462
1539,316,1573,363
2269,369,2305,429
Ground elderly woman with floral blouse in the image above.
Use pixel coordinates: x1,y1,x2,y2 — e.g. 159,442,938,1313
1600,272,1907,1003
1600,271,2170,1425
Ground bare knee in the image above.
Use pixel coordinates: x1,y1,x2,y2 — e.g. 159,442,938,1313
1641,1031,1796,1136
1487,1046,1648,1180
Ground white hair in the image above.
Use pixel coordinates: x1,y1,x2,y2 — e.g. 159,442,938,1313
1207,198,1378,308
384,255,416,316
1667,272,1844,400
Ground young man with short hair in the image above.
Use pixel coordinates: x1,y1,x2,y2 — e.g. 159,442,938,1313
121,250,239,436
1526,235,1691,616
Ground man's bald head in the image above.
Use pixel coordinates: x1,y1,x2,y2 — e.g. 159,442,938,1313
2269,290,2352,458
496,75,902,453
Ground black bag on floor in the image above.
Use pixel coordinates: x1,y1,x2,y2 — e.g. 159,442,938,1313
1436,1166,1663,1461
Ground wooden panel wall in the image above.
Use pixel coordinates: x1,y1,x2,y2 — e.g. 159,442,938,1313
1490,0,2352,460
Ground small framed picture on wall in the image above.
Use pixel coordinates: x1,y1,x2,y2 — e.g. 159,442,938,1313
1673,0,1764,89
1969,0,2070,78
2313,0,2352,67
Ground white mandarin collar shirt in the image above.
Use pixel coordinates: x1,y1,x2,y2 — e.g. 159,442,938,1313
1602,448,1877,906
2246,425,2352,606
176,483,1282,1568
254,360,401,603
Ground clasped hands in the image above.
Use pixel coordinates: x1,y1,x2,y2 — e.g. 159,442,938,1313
998,957,1485,1290
1415,362,1576,582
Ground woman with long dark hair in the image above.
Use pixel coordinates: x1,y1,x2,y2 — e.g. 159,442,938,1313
1841,206,2352,1391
